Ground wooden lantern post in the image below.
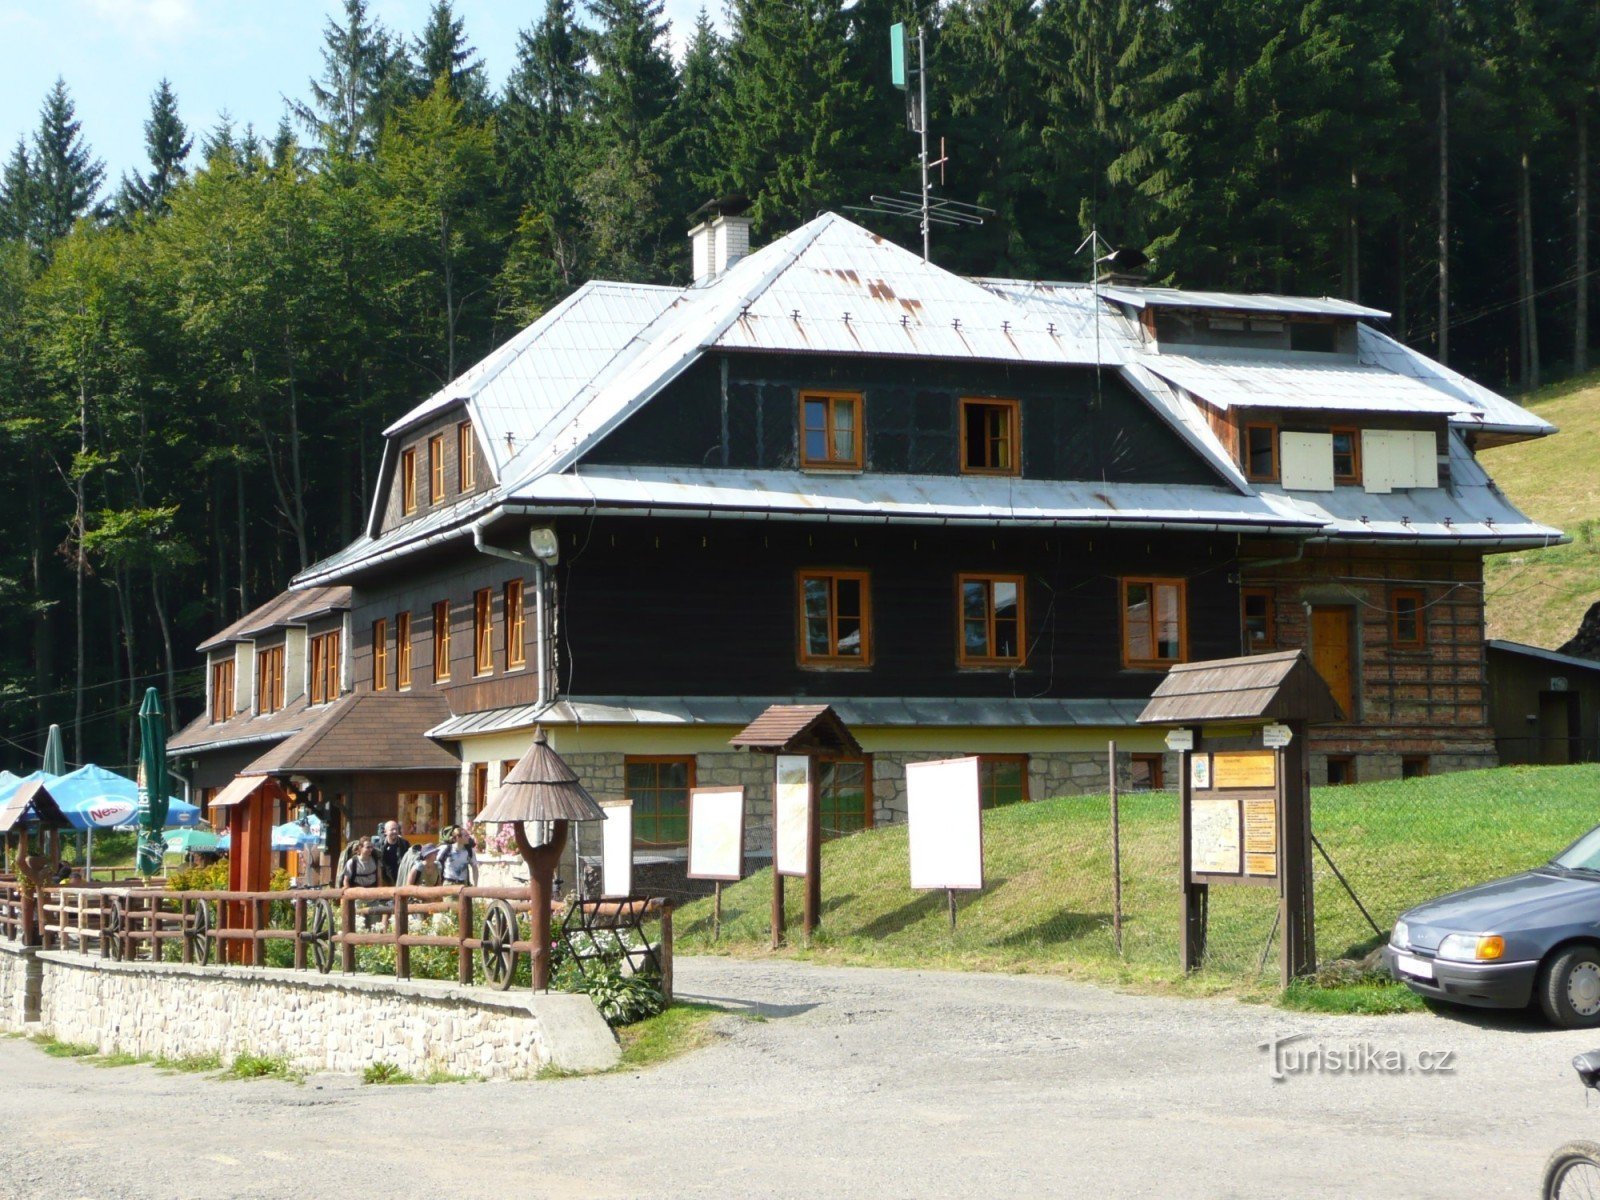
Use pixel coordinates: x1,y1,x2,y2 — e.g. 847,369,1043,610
513,818,568,991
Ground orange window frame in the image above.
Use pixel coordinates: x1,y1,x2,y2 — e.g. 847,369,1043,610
400,448,417,516
796,570,873,667
396,611,412,690
505,579,526,669
625,755,697,848
1241,587,1276,653
1391,588,1426,649
956,573,1027,667
210,659,235,723
372,618,388,691
1129,753,1165,791
257,646,285,714
428,434,445,504
1243,423,1278,482
309,631,340,705
960,397,1021,476
1331,426,1362,484
1121,577,1189,669
817,754,874,838
433,600,451,682
469,762,489,822
458,420,475,492
473,588,494,676
798,390,863,470
978,755,1031,807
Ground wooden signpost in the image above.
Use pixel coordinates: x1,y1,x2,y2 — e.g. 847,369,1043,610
1138,651,1342,988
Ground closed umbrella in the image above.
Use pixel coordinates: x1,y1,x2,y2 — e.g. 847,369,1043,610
42,725,64,777
135,688,169,877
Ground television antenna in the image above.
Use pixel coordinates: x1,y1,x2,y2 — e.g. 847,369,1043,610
845,23,991,263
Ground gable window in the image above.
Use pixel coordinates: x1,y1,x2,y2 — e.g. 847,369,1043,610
433,600,451,682
505,579,526,669
1242,588,1275,653
1122,577,1187,668
396,612,412,690
256,646,285,714
979,755,1029,808
958,573,1026,667
799,390,862,470
474,588,494,676
309,630,341,706
458,420,475,492
428,433,445,505
1244,424,1277,481
210,659,235,724
798,570,871,666
625,756,694,848
1129,754,1165,792
961,398,1020,475
1392,589,1425,649
372,619,388,691
400,448,417,516
818,756,873,839
1331,427,1361,484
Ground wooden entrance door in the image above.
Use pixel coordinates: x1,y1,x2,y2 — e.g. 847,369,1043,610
1538,691,1579,764
1310,606,1355,721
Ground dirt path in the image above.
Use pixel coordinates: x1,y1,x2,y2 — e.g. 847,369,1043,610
2,957,1594,1199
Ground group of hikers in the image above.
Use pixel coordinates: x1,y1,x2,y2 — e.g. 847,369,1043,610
339,821,479,890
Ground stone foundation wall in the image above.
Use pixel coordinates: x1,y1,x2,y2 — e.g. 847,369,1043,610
4,950,617,1080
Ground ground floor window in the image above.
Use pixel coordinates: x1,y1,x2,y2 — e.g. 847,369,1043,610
398,791,448,839
1128,753,1165,792
1401,755,1429,780
1325,756,1356,786
625,756,695,848
818,756,873,839
978,755,1030,808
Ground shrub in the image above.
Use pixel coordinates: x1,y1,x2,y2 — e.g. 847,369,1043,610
562,957,667,1027
167,860,229,892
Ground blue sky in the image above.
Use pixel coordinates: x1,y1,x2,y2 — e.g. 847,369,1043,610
0,0,716,192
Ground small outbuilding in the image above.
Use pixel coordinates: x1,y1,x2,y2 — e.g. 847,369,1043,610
1487,639,1600,766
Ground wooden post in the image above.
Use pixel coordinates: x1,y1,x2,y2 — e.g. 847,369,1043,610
340,895,357,974
1278,724,1316,985
457,888,473,986
712,881,722,943
659,900,674,1003
292,896,307,971
395,892,411,980
1110,739,1123,957
946,888,956,930
770,870,784,949
1179,747,1206,972
514,819,568,991
803,755,820,944
181,897,193,964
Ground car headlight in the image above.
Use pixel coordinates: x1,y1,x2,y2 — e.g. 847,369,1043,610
1391,920,1410,950
1437,933,1506,962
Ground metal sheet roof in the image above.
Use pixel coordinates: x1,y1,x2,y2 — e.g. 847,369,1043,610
1486,639,1600,673
426,695,1156,740
1145,356,1465,415
1099,285,1388,319
1356,326,1554,437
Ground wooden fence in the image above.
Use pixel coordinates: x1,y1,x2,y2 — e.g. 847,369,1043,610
0,878,672,999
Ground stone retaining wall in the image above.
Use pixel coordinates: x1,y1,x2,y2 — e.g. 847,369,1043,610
0,946,618,1080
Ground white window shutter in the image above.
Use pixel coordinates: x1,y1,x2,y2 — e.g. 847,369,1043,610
1280,432,1334,491
1410,431,1439,488
1362,429,1395,494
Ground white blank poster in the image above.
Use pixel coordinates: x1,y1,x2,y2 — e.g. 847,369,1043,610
600,801,633,898
773,755,811,877
906,756,984,891
687,786,745,881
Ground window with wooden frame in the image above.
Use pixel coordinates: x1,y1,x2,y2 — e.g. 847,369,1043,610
1243,424,1278,481
469,763,488,823
432,600,451,682
978,755,1030,808
458,420,475,493
1128,753,1165,792
309,630,341,705
1241,587,1276,653
428,433,445,505
256,645,285,714
396,611,412,690
1121,577,1188,668
372,618,389,691
960,398,1020,475
957,573,1026,667
505,579,526,670
1391,588,1425,649
799,390,863,470
797,570,872,666
400,447,418,516
817,756,873,839
1326,755,1356,786
209,659,235,723
1331,427,1361,484
473,588,493,676
624,756,695,848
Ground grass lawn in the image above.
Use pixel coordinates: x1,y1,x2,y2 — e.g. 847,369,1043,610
677,763,1600,999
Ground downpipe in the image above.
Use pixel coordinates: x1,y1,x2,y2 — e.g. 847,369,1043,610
471,512,550,707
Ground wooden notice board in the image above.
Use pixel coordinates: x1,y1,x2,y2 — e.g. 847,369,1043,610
1213,751,1277,790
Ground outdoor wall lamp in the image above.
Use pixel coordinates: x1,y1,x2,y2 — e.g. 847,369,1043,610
528,526,560,566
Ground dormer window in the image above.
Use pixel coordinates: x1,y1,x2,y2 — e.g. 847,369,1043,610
961,398,1020,476
458,420,475,492
400,448,417,516
800,391,862,470
1244,424,1277,482
210,659,235,723
309,631,341,705
1331,428,1360,484
428,434,445,504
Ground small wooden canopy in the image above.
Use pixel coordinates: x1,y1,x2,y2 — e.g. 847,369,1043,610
478,727,606,824
0,780,72,834
1136,650,1344,726
209,774,275,809
729,704,863,755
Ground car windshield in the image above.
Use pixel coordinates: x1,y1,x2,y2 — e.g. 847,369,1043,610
1553,824,1600,872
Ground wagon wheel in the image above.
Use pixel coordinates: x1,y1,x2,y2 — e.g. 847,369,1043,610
305,898,334,974
103,897,126,962
479,900,517,991
185,898,213,966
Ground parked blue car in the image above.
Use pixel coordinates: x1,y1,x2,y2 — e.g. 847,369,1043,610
1386,823,1600,1027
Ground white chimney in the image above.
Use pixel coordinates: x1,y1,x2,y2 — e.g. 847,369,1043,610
689,199,753,283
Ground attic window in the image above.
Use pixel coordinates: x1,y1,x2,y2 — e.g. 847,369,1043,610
1244,424,1277,481
400,448,417,516
1290,323,1338,353
961,398,1020,475
458,420,475,492
800,391,862,470
1331,428,1361,483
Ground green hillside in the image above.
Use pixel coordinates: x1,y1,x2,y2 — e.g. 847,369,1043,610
1480,373,1600,649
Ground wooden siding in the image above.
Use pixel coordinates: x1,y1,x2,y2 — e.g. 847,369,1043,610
378,407,488,535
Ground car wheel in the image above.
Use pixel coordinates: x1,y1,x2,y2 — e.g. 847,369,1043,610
1539,946,1600,1029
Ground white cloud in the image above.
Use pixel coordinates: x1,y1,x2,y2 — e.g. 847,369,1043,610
81,0,202,45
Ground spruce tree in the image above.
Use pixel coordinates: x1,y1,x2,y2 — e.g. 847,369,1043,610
292,0,410,161
117,79,193,218
673,9,729,209
32,78,104,243
412,0,491,116
0,139,40,247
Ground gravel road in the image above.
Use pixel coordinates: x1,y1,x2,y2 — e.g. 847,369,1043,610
2,956,1594,1199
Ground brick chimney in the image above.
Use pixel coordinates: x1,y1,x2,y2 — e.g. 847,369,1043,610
689,195,752,283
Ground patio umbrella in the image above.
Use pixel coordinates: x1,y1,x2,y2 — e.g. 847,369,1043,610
270,814,324,852
163,827,221,855
135,688,169,877
42,725,64,777
478,727,605,990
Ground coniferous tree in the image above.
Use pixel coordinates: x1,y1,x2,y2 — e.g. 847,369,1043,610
0,139,40,247
292,0,410,161
32,78,105,243
673,9,729,209
117,79,193,219
412,0,491,117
